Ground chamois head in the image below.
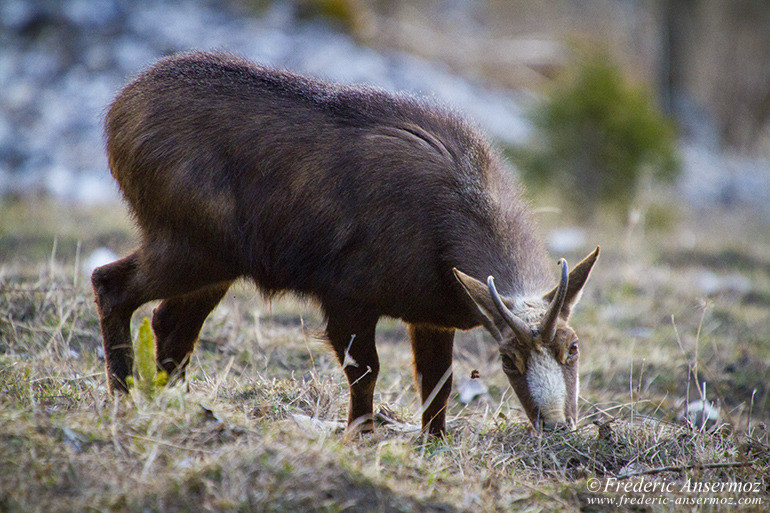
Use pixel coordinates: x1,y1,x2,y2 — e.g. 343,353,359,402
454,247,599,432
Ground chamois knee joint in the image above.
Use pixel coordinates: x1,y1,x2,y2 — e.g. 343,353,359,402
91,266,117,314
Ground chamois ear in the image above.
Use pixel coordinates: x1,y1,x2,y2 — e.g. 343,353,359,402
543,246,599,320
452,268,503,342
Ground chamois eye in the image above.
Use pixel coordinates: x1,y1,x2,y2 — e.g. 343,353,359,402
568,341,579,360
501,354,516,372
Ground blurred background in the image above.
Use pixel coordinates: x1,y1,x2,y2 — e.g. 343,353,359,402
1,0,769,215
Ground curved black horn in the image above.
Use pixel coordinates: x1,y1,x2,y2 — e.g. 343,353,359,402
487,276,531,343
540,259,568,342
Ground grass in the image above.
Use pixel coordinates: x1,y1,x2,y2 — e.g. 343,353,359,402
1,196,769,512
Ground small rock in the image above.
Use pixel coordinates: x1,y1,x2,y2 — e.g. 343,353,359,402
458,371,489,405
681,399,720,430
291,413,345,433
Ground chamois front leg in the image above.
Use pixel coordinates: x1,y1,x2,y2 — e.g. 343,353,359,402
152,281,233,382
92,243,239,394
409,324,455,437
325,308,380,435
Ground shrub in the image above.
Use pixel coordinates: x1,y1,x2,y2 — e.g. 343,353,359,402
515,52,680,215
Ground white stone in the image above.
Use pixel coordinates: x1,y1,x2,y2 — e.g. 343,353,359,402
82,247,119,277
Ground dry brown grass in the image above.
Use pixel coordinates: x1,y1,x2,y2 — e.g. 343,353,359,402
1,196,769,512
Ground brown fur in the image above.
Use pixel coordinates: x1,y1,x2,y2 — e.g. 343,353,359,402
93,51,579,437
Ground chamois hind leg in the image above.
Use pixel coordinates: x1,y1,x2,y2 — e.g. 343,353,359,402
325,306,380,435
152,281,233,383
409,324,455,437
91,246,237,393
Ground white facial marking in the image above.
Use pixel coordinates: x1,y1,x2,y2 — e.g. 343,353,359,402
526,349,567,423
575,372,579,407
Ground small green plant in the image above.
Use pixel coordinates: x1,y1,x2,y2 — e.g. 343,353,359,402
515,51,680,215
125,317,167,400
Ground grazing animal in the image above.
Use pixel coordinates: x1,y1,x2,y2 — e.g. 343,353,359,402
92,51,598,437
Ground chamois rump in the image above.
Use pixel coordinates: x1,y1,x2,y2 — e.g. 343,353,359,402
92,51,599,437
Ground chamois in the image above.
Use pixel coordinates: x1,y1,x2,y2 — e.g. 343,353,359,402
92,51,598,436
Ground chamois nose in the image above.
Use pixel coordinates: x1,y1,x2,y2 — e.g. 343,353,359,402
541,419,574,433
541,421,561,432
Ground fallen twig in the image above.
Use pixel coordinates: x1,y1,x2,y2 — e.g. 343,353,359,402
617,461,751,479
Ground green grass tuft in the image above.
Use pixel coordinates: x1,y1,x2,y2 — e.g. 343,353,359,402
126,317,168,400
